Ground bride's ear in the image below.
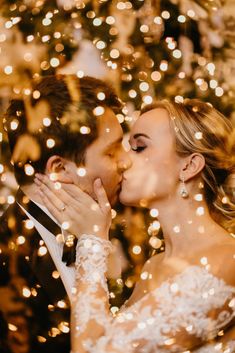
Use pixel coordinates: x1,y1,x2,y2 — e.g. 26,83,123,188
180,153,205,182
45,155,76,183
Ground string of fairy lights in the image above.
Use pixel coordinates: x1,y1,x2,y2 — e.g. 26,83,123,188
0,0,232,104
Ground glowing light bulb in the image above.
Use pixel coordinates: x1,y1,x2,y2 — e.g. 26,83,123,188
93,106,105,116
24,164,35,176
46,139,55,148
132,245,141,254
4,66,13,75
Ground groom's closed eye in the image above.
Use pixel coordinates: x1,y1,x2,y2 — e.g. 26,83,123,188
106,148,115,158
105,137,123,150
104,140,123,157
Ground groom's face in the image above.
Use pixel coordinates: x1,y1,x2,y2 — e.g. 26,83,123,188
82,107,130,205
51,107,130,206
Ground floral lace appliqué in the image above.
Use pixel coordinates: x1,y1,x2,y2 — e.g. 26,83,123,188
71,234,235,353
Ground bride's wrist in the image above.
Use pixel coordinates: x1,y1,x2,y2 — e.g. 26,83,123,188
74,228,109,241
74,234,114,288
76,233,114,254
93,230,109,241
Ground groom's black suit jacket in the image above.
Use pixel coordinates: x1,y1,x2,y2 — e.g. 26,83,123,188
0,189,70,353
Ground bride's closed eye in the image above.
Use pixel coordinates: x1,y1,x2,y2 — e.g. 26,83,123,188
131,146,146,153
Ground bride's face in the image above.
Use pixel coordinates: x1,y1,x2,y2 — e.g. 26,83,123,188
119,108,182,207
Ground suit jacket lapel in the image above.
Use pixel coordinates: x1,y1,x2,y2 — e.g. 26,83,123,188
1,190,68,304
28,228,67,304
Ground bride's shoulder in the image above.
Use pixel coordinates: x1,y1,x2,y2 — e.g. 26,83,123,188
123,253,165,307
191,235,235,287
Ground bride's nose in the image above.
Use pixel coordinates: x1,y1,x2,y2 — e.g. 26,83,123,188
117,151,132,172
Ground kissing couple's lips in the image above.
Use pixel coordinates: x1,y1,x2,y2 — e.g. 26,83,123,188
115,178,124,192
117,179,123,188
122,174,128,182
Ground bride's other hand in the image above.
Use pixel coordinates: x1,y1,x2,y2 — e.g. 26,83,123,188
34,174,111,240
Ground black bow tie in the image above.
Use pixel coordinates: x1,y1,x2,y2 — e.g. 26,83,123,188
16,189,77,266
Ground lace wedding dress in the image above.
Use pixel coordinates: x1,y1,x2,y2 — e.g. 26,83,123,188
71,235,235,353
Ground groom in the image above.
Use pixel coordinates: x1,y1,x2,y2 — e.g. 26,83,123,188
0,75,130,353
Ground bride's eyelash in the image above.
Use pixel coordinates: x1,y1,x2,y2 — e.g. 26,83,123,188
131,146,146,153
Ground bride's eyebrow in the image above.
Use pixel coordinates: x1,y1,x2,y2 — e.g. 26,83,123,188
132,133,151,139
128,133,150,145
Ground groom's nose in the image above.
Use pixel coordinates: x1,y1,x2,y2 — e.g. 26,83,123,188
117,150,132,173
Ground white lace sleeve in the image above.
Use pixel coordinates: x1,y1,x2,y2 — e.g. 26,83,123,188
71,235,235,353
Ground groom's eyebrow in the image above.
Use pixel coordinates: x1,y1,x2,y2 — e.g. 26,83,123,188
105,137,123,149
133,133,150,139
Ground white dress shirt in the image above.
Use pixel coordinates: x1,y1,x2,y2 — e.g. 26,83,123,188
18,201,75,302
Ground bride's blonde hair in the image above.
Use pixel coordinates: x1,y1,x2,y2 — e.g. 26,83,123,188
142,99,235,232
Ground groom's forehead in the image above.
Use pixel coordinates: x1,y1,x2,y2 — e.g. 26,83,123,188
104,136,123,149
95,127,123,153
96,108,123,138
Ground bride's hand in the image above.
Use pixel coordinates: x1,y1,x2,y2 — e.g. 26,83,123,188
34,174,112,240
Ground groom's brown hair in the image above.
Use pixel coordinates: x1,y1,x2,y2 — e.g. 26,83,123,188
4,75,122,185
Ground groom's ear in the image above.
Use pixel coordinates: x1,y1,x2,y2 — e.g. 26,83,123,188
45,155,77,183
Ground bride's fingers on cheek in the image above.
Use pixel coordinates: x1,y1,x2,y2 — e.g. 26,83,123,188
58,188,78,207
40,174,57,191
35,173,43,180
37,175,86,209
39,184,66,212
37,178,78,206
35,176,52,192
35,174,58,194
38,190,63,222
62,184,84,201
35,173,48,180
34,177,42,186
62,183,93,204
94,179,110,213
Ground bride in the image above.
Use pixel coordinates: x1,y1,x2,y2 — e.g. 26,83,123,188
36,99,235,353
